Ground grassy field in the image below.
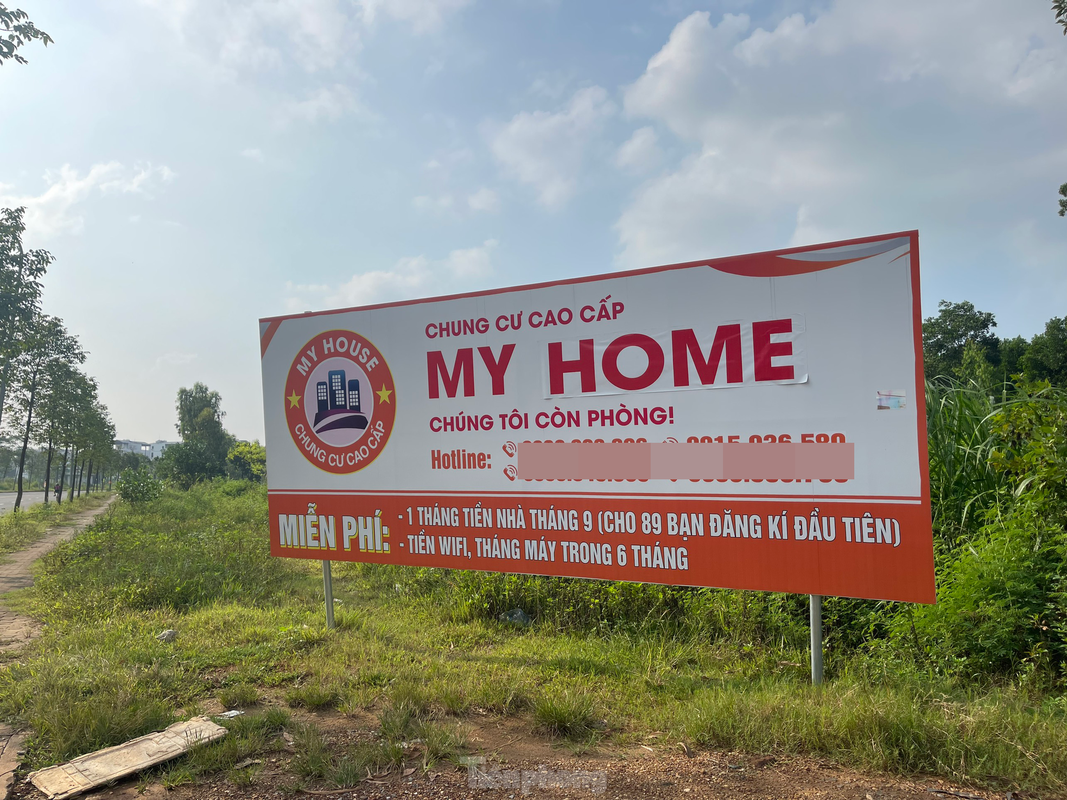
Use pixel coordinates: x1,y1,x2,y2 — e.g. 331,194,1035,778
0,482,1064,793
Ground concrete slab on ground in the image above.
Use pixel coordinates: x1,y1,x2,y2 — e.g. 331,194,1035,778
28,717,226,800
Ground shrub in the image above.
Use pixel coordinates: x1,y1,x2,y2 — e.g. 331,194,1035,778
115,468,162,507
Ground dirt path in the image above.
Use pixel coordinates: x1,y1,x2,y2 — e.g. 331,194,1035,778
0,497,114,798
0,498,113,652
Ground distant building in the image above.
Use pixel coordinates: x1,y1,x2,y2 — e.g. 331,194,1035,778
148,440,177,460
115,439,149,457
114,439,178,460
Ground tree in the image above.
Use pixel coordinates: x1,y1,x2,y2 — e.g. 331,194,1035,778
0,3,52,65
34,358,79,502
228,440,266,482
6,316,82,510
50,371,98,503
922,300,999,380
1059,182,1066,217
997,335,1030,386
0,207,51,429
164,383,234,485
156,440,219,489
1022,317,1067,387
955,340,996,392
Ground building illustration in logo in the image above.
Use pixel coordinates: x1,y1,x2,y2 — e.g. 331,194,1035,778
313,367,369,434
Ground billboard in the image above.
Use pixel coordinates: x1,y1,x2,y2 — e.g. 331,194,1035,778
260,231,934,603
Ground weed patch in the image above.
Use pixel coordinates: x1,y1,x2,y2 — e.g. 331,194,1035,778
533,690,598,741
286,683,341,711
218,683,259,709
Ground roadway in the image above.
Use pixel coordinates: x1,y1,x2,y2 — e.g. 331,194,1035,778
0,491,46,514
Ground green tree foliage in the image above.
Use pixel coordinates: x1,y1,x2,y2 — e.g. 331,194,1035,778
5,316,83,510
1021,317,1067,386
177,383,232,461
0,208,113,499
955,339,996,391
116,467,162,507
1059,182,1067,217
116,450,149,474
156,440,220,489
0,3,51,66
227,440,266,482
997,335,1030,381
0,207,51,428
922,300,998,381
923,302,1066,389
159,383,235,487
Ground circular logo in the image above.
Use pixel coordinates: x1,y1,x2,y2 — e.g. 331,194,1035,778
284,329,396,474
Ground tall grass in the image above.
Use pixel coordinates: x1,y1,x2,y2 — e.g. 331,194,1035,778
925,379,1004,547
680,680,1067,789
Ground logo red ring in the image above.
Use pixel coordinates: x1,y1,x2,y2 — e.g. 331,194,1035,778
284,329,396,474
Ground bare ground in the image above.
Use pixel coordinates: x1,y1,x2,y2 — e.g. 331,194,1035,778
10,708,1041,800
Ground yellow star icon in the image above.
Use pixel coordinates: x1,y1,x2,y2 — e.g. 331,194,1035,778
287,391,301,408
376,385,393,404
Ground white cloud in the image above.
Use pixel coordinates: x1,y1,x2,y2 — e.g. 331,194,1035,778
623,12,752,141
356,0,473,34
240,147,265,162
0,162,176,240
613,5,1067,269
285,239,498,310
615,127,662,174
729,1,1066,103
467,187,499,213
487,86,615,209
100,164,176,194
279,84,366,125
138,0,359,73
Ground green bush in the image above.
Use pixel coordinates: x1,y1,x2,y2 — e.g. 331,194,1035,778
116,468,162,507
902,380,1067,679
156,441,225,489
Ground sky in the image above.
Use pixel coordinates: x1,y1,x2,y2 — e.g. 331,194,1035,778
0,0,1064,444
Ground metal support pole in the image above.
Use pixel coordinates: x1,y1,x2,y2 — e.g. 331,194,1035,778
322,560,335,630
809,594,823,685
